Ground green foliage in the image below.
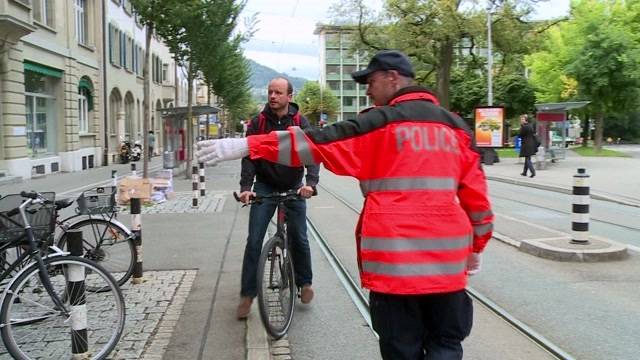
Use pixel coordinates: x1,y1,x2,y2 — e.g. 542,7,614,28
294,82,341,126
571,146,630,157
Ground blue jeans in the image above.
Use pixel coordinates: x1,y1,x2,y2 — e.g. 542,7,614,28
240,182,313,298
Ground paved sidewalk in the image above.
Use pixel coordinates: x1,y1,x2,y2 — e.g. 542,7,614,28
483,149,640,206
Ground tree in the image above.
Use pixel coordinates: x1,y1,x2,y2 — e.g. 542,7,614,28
330,0,545,109
526,0,640,150
294,82,340,127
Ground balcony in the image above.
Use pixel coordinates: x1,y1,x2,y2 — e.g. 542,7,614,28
0,0,36,42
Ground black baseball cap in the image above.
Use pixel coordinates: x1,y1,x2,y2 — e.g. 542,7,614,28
351,50,415,84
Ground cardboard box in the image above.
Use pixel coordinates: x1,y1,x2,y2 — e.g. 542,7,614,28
118,177,152,204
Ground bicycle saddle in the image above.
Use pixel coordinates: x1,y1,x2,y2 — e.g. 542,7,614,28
55,198,74,210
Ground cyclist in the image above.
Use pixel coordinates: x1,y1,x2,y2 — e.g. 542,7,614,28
235,77,320,319
196,50,493,359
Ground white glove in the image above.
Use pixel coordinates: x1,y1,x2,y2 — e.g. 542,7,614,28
466,253,482,276
195,138,249,166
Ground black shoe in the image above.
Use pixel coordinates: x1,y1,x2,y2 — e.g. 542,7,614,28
520,172,527,176
530,174,536,178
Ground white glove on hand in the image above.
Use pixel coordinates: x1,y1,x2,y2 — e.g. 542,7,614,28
195,138,249,166
466,252,482,276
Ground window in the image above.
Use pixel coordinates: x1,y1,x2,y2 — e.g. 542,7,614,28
327,65,339,75
343,81,355,91
343,65,356,74
123,0,132,15
78,88,89,133
162,64,168,83
135,13,144,28
343,97,355,107
326,49,340,60
124,36,133,71
25,71,58,157
109,25,121,66
119,32,127,67
75,0,88,45
359,96,368,107
33,0,54,28
327,80,340,91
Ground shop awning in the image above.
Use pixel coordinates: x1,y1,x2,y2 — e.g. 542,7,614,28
159,105,220,118
24,60,63,78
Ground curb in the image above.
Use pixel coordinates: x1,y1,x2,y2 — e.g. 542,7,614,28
486,175,640,208
246,303,271,360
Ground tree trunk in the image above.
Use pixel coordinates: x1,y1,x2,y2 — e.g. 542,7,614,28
436,39,454,110
185,60,194,179
142,23,153,179
594,113,604,151
581,111,589,147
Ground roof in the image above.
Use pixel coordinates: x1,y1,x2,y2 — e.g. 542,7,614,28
313,23,358,35
159,105,220,118
534,101,591,112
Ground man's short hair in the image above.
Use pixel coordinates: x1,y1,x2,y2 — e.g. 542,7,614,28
271,77,293,95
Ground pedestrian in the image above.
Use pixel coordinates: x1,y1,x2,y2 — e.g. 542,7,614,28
195,50,493,359
234,77,320,319
518,114,537,178
148,130,156,158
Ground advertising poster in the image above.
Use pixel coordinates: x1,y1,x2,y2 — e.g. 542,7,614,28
474,107,504,147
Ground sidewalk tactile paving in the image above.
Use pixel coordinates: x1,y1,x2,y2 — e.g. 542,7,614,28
141,191,226,214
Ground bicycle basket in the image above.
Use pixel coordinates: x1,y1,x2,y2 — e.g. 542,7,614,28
76,186,117,215
0,192,56,245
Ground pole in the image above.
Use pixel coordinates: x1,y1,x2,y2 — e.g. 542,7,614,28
131,163,137,177
571,168,590,244
131,198,144,283
199,162,205,197
486,1,493,106
192,165,199,208
67,230,89,359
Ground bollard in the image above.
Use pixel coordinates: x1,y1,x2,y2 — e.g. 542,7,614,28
199,162,206,197
112,170,118,204
131,163,137,177
192,165,199,208
571,168,590,244
131,198,144,283
535,146,546,170
67,230,89,359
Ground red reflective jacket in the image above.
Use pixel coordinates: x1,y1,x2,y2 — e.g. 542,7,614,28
248,86,493,295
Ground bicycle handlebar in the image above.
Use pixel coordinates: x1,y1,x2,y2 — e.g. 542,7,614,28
233,189,315,206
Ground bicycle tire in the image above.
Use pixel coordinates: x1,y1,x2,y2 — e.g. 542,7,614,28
0,255,125,359
58,218,136,290
256,236,296,339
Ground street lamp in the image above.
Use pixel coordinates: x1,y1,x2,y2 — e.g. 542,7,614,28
486,1,494,106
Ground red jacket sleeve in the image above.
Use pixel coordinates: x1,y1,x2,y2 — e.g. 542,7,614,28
247,126,364,178
455,130,494,253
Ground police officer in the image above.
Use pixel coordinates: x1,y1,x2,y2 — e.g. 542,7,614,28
196,50,493,360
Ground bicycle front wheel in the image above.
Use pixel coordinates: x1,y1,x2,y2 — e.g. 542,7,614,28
0,255,126,360
257,236,296,339
59,218,136,289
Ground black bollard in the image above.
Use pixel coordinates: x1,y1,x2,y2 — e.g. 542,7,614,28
131,198,144,283
192,165,199,208
571,168,590,244
67,230,89,358
199,162,206,197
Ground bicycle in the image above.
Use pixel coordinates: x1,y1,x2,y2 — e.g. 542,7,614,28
234,189,309,340
54,186,137,289
0,191,125,359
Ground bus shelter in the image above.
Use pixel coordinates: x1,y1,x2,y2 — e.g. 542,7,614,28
534,101,589,161
159,105,219,169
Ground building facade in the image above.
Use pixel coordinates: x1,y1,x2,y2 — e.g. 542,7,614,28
1,0,104,179
314,24,370,122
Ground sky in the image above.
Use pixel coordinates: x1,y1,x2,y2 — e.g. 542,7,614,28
239,0,571,80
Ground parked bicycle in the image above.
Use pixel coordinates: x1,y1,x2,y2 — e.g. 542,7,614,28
54,186,137,289
234,190,311,339
0,191,125,359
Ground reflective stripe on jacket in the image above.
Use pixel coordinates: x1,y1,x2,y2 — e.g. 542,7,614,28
247,86,493,295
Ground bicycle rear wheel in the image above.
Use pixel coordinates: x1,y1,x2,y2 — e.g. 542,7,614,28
0,255,125,359
257,236,295,339
58,218,136,290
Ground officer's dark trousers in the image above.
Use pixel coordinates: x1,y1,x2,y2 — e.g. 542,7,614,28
370,289,473,360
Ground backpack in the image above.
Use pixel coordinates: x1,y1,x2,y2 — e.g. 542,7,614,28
256,112,301,134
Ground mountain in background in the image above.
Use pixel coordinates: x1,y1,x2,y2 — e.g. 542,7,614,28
247,59,309,103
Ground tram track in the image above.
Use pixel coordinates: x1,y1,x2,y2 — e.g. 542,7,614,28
310,183,574,360
490,193,640,232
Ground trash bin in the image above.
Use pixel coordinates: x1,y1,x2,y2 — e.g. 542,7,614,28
163,151,175,169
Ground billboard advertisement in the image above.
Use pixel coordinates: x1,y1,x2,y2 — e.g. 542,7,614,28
474,107,504,147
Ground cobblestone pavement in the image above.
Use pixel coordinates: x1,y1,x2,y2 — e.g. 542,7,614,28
0,270,196,360
141,192,226,214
